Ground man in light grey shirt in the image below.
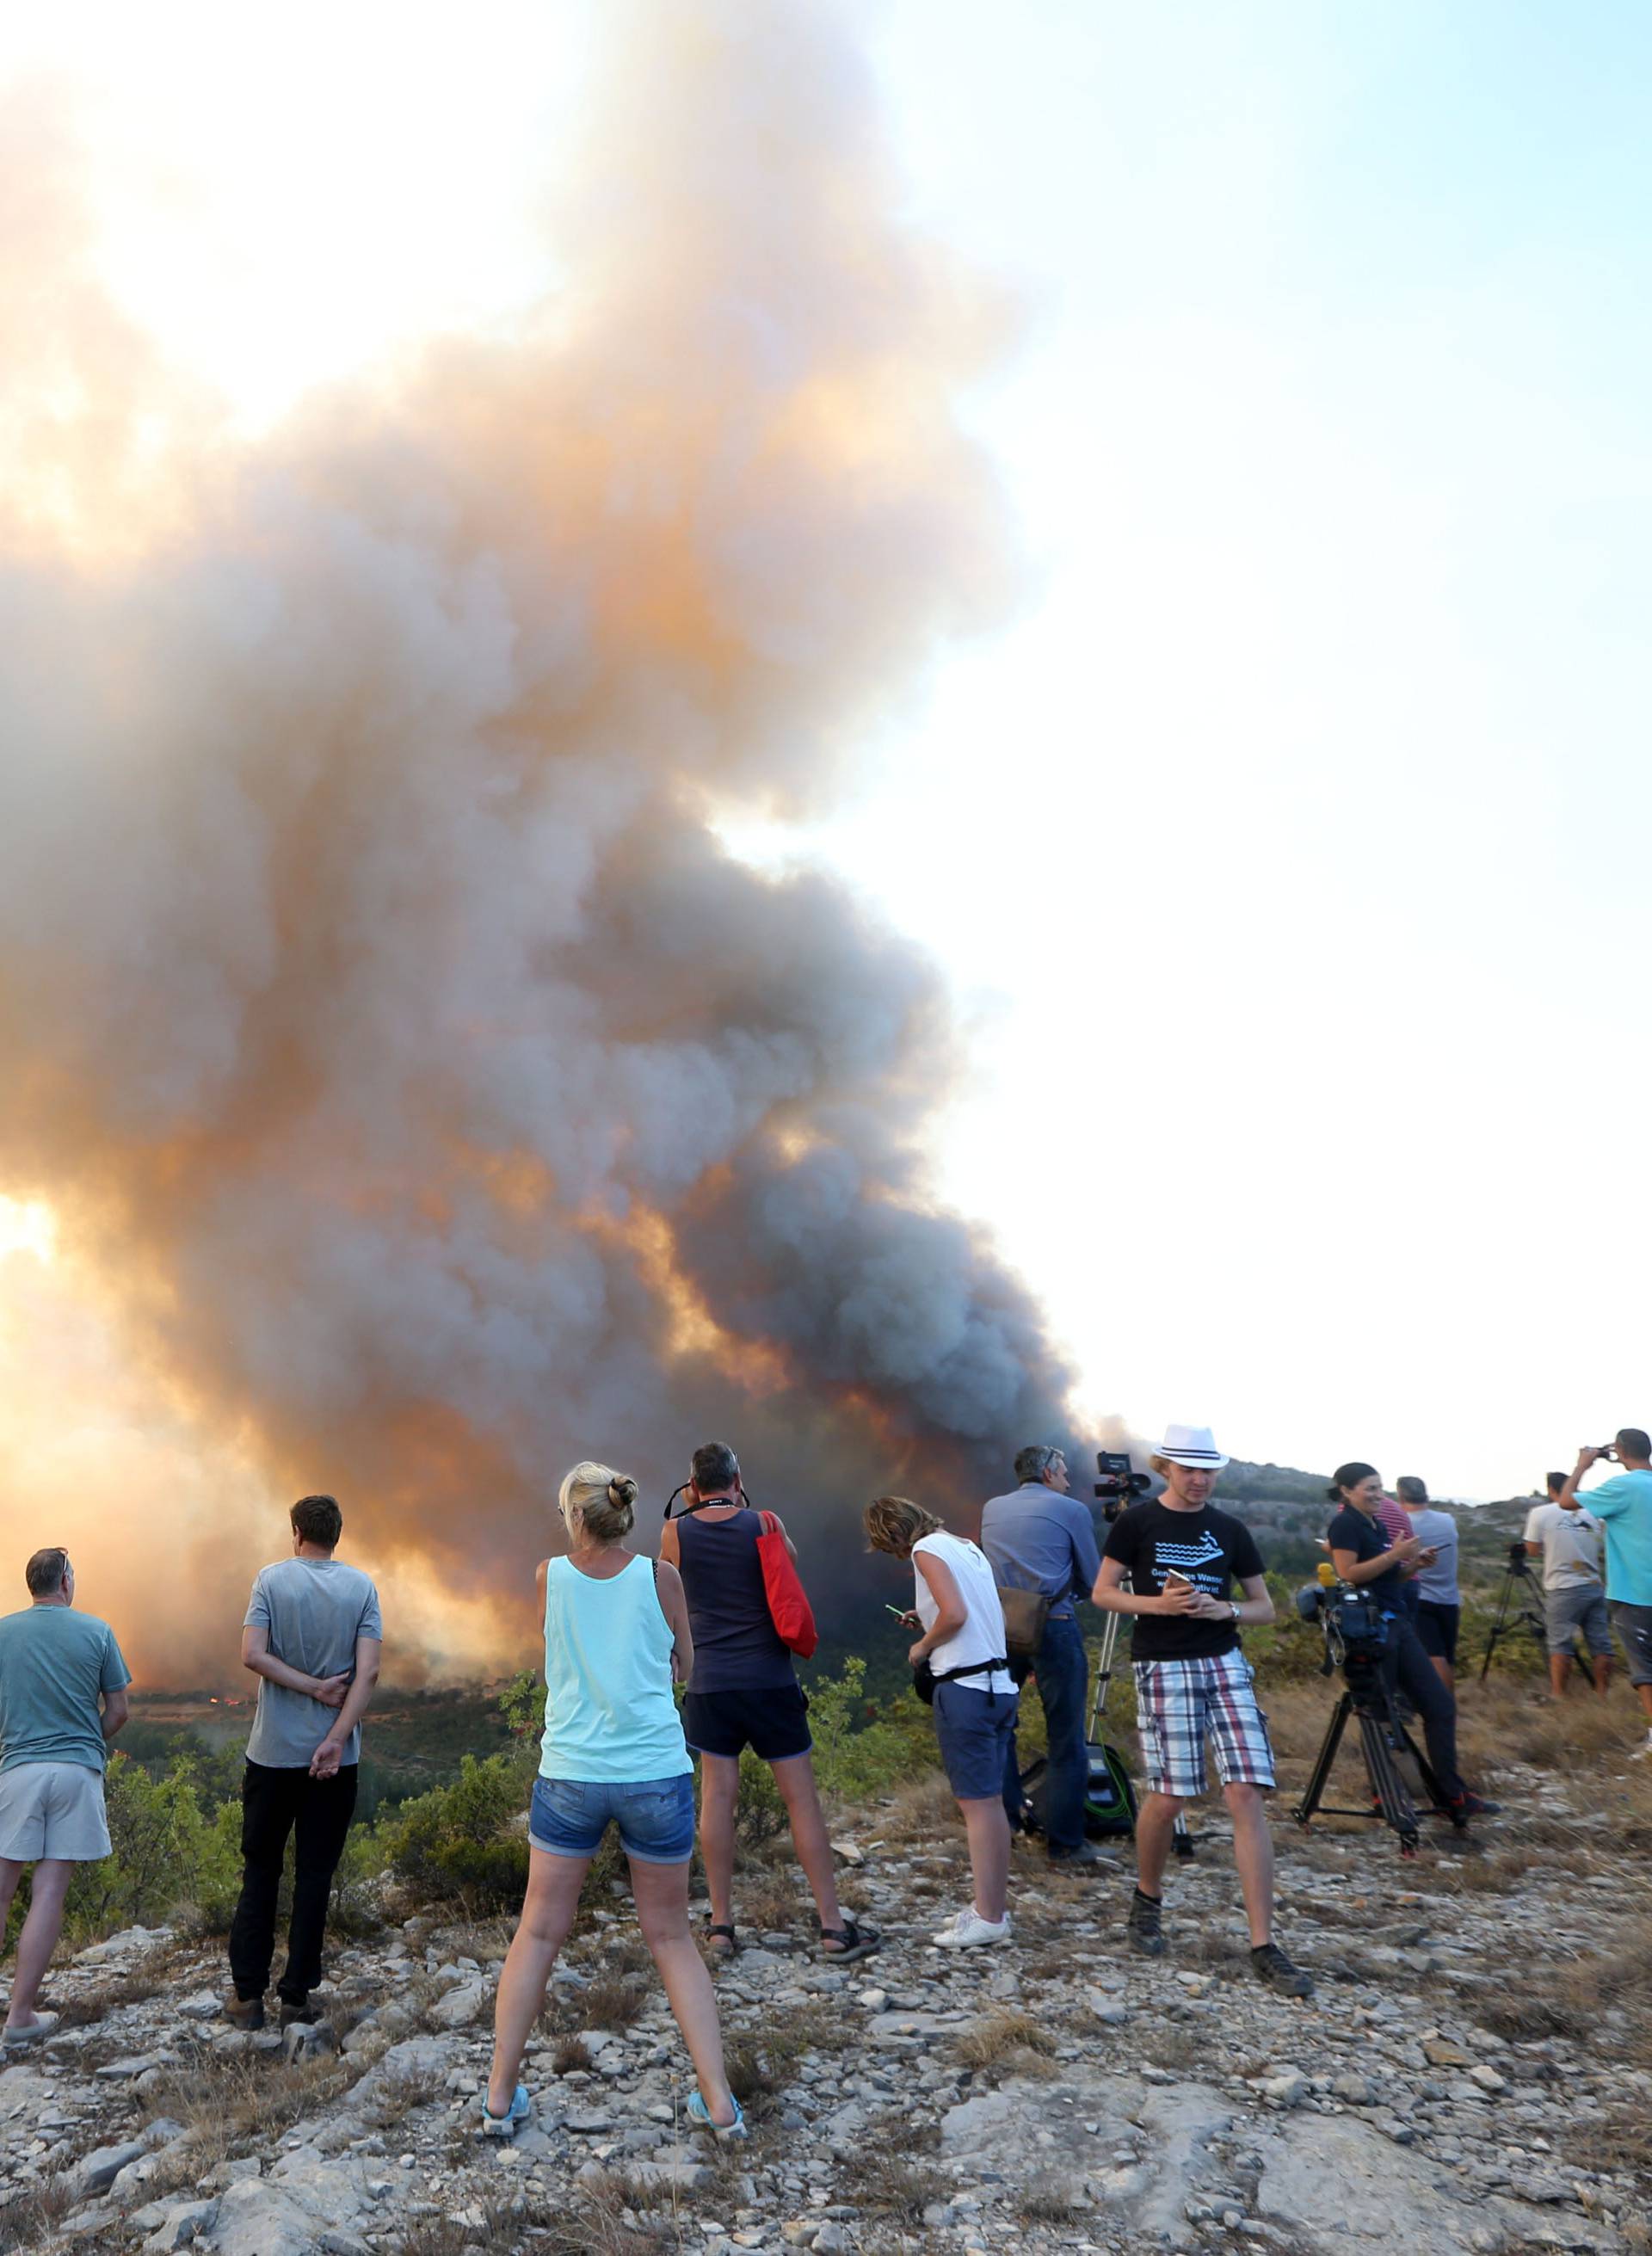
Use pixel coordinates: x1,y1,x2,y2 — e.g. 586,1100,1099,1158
1396,1476,1462,1688
225,1495,382,2030
981,1445,1103,1866
1525,1472,1612,1699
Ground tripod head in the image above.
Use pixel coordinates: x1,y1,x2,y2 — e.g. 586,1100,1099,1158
1504,1536,1534,1579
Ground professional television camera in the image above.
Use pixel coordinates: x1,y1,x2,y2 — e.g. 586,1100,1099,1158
1292,1567,1464,1858
1094,1448,1151,1524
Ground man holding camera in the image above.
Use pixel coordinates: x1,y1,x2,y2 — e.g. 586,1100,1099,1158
1092,1425,1311,1995
1557,1431,1652,1754
1524,1472,1612,1698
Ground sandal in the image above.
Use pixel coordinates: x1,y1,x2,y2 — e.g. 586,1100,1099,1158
818,1919,881,1963
705,1923,738,1957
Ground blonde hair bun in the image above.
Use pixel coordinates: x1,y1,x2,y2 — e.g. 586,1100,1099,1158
558,1460,638,1544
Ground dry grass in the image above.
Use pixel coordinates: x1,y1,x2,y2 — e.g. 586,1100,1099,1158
732,1866,806,1933
551,2034,594,2075
954,2006,1058,2083
0,2176,76,2255
578,1969,648,2031
833,2146,948,2223
876,1770,959,1846
358,2056,449,2131
137,2050,354,2173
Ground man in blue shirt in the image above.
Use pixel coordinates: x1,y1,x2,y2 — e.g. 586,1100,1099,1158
0,1547,131,2047
981,1444,1104,1865
1559,1427,1652,1757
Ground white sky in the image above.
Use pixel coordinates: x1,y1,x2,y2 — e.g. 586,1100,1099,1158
6,0,1649,1501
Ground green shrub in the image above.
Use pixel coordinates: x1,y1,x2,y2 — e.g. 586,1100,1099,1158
63,1754,241,1941
804,1657,940,1801
373,1753,533,1914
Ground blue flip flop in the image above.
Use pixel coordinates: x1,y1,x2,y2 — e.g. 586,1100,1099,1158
687,2092,747,2140
479,2084,531,2138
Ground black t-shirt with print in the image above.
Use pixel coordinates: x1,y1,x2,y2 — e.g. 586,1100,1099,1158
1102,1501,1265,1661
1326,1505,1406,1606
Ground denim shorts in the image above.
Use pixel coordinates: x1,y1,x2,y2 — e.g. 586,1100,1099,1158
529,1773,696,1865
931,1684,1019,1802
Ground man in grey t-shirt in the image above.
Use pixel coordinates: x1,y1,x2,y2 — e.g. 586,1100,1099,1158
225,1495,382,2030
0,1547,131,2046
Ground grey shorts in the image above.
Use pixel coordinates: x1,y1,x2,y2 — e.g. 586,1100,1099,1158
1544,1583,1613,1657
1609,1601,1652,1687
0,1762,111,1862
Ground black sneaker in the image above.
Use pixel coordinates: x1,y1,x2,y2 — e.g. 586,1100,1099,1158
1448,1791,1501,1820
1126,1888,1166,1957
1049,1841,1119,1869
1250,1942,1314,1998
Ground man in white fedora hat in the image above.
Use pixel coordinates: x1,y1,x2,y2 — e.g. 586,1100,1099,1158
1092,1425,1311,1995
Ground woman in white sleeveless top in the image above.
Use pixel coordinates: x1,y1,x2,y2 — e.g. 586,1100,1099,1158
864,1495,1017,1950
484,1462,743,2139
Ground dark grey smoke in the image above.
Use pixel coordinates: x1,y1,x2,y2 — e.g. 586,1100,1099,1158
0,0,1073,1676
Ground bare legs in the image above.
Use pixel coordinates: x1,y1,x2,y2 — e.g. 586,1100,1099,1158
1548,1651,1613,1698
1132,1786,1275,1948
1224,1784,1275,1948
696,1757,740,1937
486,1847,735,2130
697,1753,844,1939
1132,1790,1178,1902
957,1797,1010,1924
629,1858,735,2126
769,1755,843,1933
0,1858,72,2031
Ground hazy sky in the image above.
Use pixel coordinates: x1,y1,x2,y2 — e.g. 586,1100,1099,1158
4,1,1649,1503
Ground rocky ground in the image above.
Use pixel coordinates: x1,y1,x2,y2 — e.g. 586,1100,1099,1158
2,1691,1649,2256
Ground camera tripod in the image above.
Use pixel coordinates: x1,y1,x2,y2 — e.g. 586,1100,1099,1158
1478,1548,1550,1682
1293,1657,1464,1858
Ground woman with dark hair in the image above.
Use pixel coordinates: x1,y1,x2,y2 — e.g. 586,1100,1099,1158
1326,1464,1495,1821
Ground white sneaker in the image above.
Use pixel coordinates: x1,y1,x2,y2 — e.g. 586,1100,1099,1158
931,1908,1012,1949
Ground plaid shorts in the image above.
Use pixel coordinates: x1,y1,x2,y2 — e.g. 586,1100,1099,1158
1133,1650,1276,1799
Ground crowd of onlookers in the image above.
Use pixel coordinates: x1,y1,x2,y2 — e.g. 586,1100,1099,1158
2,1423,1649,2144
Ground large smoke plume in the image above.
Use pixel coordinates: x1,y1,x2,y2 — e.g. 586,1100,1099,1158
0,2,1074,1680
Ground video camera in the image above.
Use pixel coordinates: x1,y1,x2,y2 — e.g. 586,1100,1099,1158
1094,1448,1151,1524
1506,1536,1532,1573
1295,1569,1390,1680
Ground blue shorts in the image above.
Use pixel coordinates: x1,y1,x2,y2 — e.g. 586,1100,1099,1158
932,1683,1018,1802
529,1773,696,1865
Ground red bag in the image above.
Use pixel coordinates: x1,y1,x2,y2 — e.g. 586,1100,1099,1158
756,1512,818,1659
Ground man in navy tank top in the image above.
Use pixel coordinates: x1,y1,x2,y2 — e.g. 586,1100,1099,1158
660,1443,879,1963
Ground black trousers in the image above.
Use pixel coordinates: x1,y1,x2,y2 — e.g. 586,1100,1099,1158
1380,1620,1464,1802
227,1760,358,2005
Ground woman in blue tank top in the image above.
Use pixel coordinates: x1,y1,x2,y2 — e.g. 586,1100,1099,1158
483,1461,743,2141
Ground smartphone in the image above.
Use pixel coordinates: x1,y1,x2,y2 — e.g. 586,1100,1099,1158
1162,1570,1193,1591
885,1603,909,1618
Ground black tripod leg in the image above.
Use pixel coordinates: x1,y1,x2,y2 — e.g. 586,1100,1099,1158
1397,1728,1460,1826
1359,1712,1421,1855
1294,1693,1353,1824
1479,1572,1517,1682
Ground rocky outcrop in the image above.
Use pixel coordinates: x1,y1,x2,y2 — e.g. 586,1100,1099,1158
0,1753,1644,2253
